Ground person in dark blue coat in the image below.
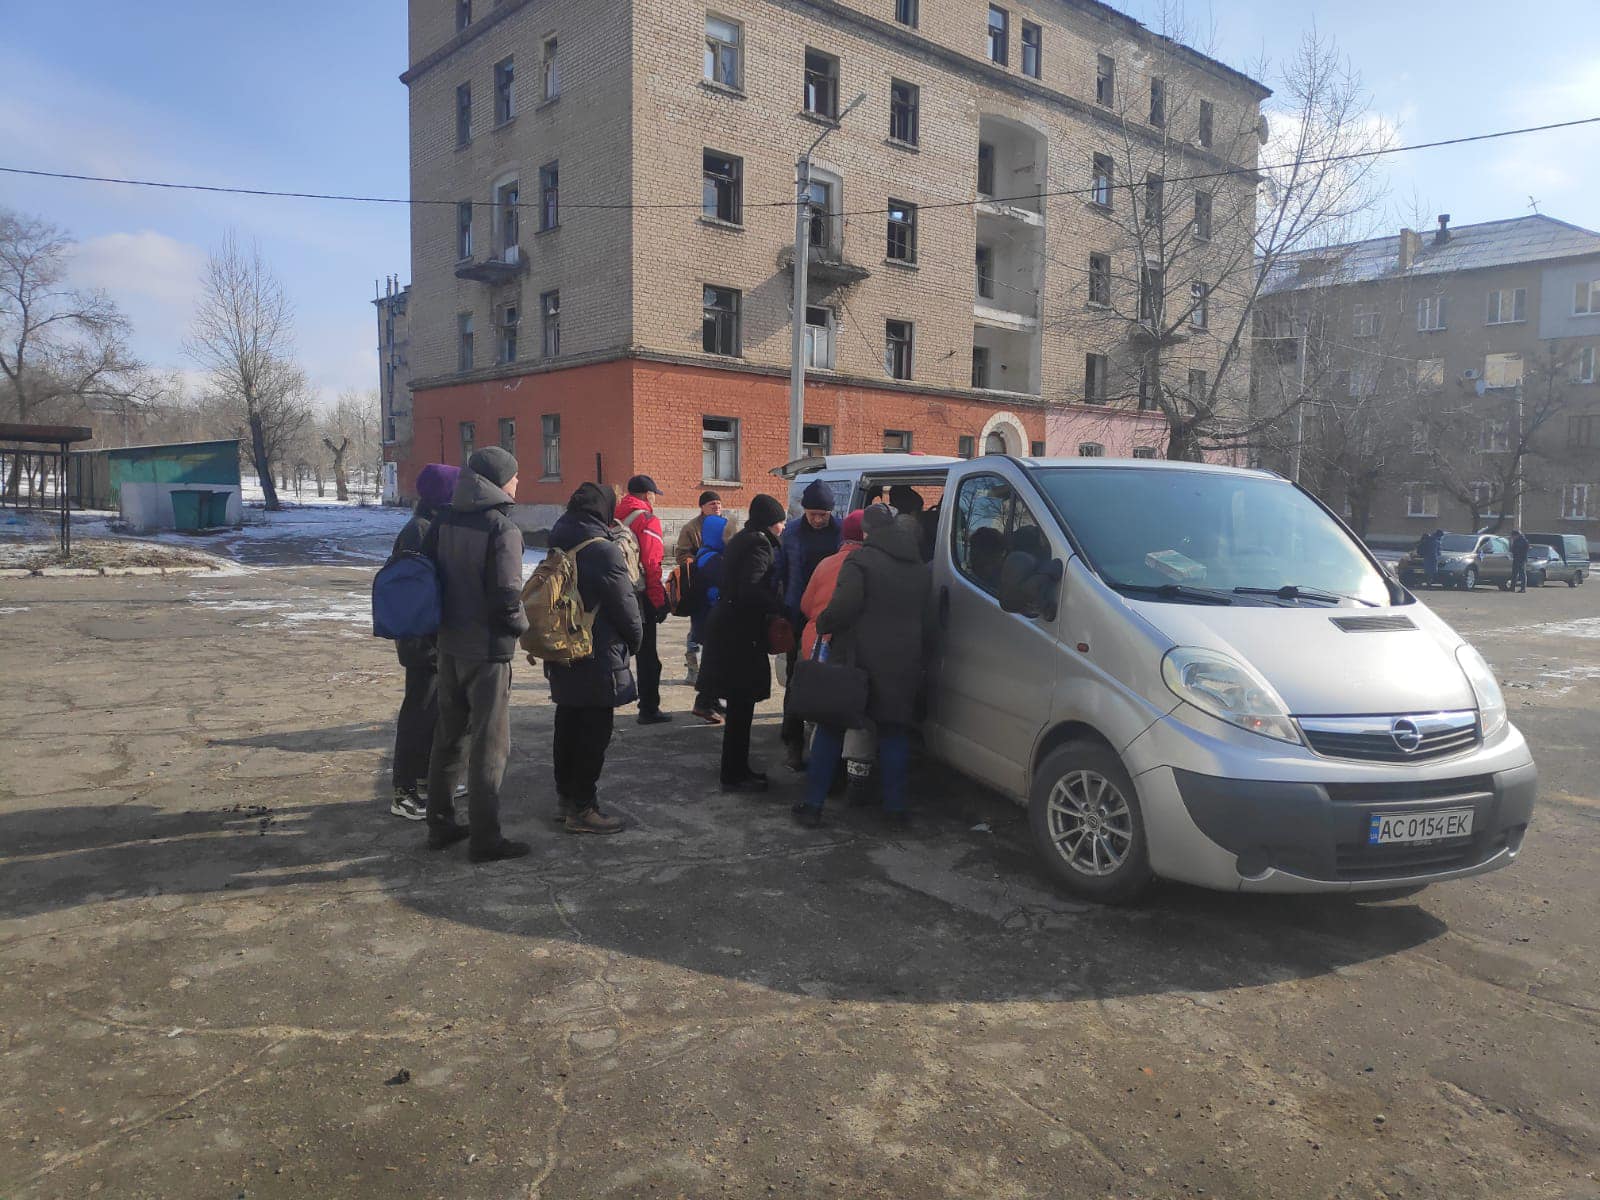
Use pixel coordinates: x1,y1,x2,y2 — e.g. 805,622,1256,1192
688,513,728,722
544,482,643,834
1419,528,1443,588
777,480,841,769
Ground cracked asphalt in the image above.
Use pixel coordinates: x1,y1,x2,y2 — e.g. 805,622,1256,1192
1,566,1597,1199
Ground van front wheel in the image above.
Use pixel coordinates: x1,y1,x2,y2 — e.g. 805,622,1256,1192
1029,742,1152,904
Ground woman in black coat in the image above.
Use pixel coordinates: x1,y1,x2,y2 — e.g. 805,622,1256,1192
544,482,643,833
697,493,788,792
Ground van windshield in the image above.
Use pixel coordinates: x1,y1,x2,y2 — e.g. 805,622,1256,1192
1032,467,1393,607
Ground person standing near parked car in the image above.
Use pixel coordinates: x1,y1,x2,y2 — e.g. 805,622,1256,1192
543,483,641,834
1419,528,1443,588
616,475,672,725
795,505,931,828
423,447,530,862
778,481,841,770
674,491,736,686
386,462,459,821
698,494,788,794
1511,528,1530,593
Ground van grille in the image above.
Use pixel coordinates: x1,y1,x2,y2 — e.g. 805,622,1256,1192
1298,711,1479,763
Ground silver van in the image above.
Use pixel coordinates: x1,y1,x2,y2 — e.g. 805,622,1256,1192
781,455,1537,902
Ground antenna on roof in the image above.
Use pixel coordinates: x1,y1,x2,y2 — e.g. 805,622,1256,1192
1528,195,1541,214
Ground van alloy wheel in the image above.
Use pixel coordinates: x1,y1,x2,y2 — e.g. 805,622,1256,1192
1029,742,1152,903
1046,770,1134,876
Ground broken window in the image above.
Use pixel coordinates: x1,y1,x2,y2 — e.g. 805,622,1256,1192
539,162,558,231
885,321,913,380
705,14,742,89
889,79,919,145
987,6,1008,65
804,48,838,118
886,199,917,263
541,290,559,358
703,150,742,223
1096,54,1115,106
702,285,740,356
1091,154,1113,208
494,56,515,124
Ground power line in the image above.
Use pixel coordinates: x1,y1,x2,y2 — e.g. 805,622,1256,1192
2,115,1595,217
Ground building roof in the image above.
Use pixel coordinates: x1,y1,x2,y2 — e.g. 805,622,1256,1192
1264,215,1600,295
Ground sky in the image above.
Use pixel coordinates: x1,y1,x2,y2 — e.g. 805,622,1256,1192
2,0,1596,406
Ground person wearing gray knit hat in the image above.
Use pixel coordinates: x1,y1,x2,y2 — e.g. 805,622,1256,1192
467,445,519,490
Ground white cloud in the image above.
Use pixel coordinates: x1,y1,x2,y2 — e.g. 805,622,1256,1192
1485,57,1600,220
69,231,206,312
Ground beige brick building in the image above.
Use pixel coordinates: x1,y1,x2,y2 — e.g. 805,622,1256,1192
1253,214,1600,548
400,0,1267,522
374,276,413,504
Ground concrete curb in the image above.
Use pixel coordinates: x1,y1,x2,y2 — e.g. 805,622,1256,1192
7,565,221,579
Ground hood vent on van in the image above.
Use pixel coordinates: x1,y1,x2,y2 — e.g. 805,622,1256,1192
1330,615,1417,633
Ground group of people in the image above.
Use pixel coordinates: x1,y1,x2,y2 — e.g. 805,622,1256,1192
385,453,933,863
1414,526,1534,592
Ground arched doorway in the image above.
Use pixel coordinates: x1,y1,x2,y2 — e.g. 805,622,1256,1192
978,412,1028,457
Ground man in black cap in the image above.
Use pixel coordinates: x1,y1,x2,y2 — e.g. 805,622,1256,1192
422,446,530,862
778,479,841,769
616,474,672,724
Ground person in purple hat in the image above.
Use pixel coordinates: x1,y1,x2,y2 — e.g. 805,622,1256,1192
385,462,459,820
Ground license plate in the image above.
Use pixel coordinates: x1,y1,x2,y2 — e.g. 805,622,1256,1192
1368,808,1474,845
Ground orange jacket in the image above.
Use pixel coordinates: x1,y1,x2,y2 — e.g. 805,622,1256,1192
799,542,862,659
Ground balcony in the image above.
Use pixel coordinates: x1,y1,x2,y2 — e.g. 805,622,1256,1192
974,210,1042,329
977,115,1046,221
455,245,529,285
777,243,871,291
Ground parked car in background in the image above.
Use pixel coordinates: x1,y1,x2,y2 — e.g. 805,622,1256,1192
1525,533,1589,586
1525,544,1584,587
1397,533,1513,591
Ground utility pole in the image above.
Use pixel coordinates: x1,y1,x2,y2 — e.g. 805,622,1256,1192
788,92,866,463
1290,327,1308,483
1514,380,1525,528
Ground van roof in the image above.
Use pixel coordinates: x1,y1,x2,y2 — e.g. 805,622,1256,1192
775,453,963,479
1023,457,1281,480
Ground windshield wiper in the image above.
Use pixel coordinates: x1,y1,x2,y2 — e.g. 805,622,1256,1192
1232,584,1377,608
1111,581,1234,605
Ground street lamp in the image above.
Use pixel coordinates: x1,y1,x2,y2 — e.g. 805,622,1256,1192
788,91,867,463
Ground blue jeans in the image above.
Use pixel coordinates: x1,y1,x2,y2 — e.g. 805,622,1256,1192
804,723,910,811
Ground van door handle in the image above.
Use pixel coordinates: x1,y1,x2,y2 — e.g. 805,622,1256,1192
938,586,950,627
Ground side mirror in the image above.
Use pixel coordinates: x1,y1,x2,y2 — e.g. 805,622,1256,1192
998,553,1063,620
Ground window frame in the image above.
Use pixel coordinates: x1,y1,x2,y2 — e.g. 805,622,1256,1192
702,284,741,357
1417,295,1447,332
971,344,991,389
457,311,475,372
1574,279,1600,317
497,301,519,364
498,416,516,456
1087,252,1111,306
1484,351,1524,390
541,413,561,479
1562,482,1592,521
802,423,833,457
1132,446,1158,459
975,243,996,301
456,0,472,32
1198,99,1214,148
494,56,516,125
886,198,918,264
456,82,472,148
1190,281,1210,330
1084,352,1109,403
1149,76,1166,127
889,79,919,146
1469,480,1502,519
1187,367,1208,401
540,289,560,358
702,149,743,224
1351,304,1381,339
885,319,914,379
987,5,1009,65
542,36,560,101
1486,286,1527,325
1405,483,1439,519
701,415,741,483
1095,53,1115,107
495,178,520,256
894,0,918,27
1091,153,1113,209
1576,345,1597,384
459,420,476,464
456,200,474,260
958,434,976,459
705,13,743,90
1020,21,1041,78
804,48,840,119
977,141,996,197
883,429,914,453
538,161,559,231
1193,190,1212,241
1139,266,1163,323
951,471,1044,598
1078,442,1105,458
803,305,835,370
1416,358,1445,390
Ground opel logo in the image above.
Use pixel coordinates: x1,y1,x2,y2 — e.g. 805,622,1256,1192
1390,718,1423,753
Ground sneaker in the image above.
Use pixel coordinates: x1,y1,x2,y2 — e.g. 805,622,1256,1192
415,781,469,803
426,822,470,850
691,705,724,725
637,710,674,726
791,803,824,828
565,807,626,835
469,839,533,863
391,788,427,821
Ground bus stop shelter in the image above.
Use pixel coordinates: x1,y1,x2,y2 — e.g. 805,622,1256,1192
0,423,94,555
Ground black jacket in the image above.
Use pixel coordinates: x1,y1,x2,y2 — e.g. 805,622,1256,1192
391,502,439,669
543,485,644,708
428,469,529,662
697,526,784,703
815,514,932,728
1511,532,1530,563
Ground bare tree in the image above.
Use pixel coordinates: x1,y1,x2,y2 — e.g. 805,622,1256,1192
1426,346,1575,532
1058,22,1391,460
186,233,305,511
0,207,153,495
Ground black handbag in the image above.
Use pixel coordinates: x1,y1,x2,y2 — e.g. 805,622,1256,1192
786,640,869,730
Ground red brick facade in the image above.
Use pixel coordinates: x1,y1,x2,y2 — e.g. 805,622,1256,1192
406,357,1091,511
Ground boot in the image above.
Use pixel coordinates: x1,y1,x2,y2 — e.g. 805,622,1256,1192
565,807,625,834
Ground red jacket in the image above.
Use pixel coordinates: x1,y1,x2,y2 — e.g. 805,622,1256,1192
615,491,667,608
799,542,862,659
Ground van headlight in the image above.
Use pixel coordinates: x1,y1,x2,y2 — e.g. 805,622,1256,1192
1455,644,1507,739
1161,647,1300,744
